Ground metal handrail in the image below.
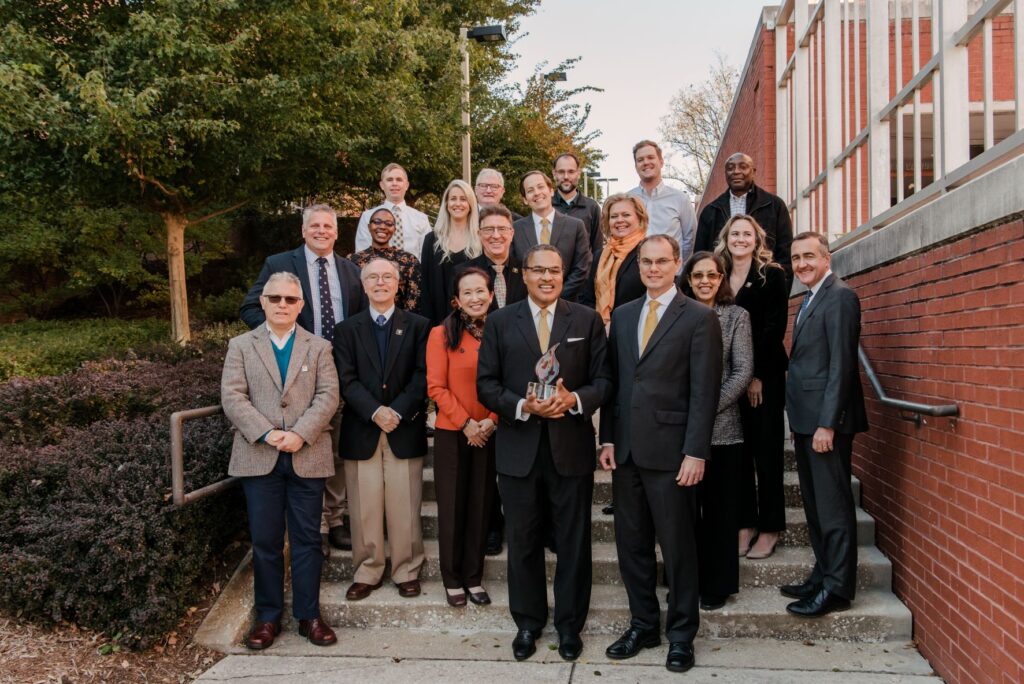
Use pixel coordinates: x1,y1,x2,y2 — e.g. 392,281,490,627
858,345,960,426
170,405,239,506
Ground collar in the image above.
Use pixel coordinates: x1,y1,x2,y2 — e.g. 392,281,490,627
532,209,556,226
527,297,556,319
809,270,833,298
265,323,296,349
304,245,335,266
369,304,396,324
636,181,666,198
729,189,749,200
387,200,407,212
642,285,678,310
485,252,510,267
555,190,578,206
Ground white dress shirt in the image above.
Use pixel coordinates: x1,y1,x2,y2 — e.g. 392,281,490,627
515,297,583,421
531,209,558,244
636,285,678,352
628,182,697,261
266,324,296,350
303,246,344,337
729,191,748,217
354,201,432,259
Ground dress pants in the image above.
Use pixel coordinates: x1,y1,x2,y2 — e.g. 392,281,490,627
433,428,496,589
498,427,593,636
241,453,326,623
793,431,857,600
613,457,699,644
321,406,345,533
696,443,742,599
739,372,787,532
344,433,425,584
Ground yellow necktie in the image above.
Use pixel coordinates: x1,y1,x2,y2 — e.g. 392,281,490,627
537,308,550,352
540,217,551,244
640,300,660,354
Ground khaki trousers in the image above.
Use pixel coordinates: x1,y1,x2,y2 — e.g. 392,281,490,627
321,407,345,533
344,433,425,584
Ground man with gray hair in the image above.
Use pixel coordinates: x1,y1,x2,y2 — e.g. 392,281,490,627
475,168,523,220
240,203,366,557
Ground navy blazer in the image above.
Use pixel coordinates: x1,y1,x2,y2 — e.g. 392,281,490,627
240,246,366,333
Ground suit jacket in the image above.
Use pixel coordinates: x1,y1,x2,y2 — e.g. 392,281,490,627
785,274,869,435
239,246,366,333
599,291,723,468
333,307,430,460
477,298,612,478
553,192,604,256
580,243,645,313
511,213,593,301
462,253,528,311
221,326,340,478
733,263,789,380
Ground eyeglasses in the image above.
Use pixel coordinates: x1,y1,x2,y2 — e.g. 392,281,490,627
638,258,677,269
363,273,397,283
479,226,513,235
263,295,302,305
525,266,563,276
476,183,502,191
369,218,396,228
689,271,723,282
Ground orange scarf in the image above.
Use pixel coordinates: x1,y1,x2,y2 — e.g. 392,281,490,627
594,230,646,324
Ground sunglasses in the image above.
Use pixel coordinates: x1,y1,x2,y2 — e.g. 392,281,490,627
263,295,302,305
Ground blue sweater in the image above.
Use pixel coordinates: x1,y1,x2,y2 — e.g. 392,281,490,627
272,332,295,385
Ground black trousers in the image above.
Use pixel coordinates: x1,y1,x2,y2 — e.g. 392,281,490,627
241,453,327,623
487,480,504,536
697,443,742,599
498,428,593,635
613,457,699,644
433,428,496,589
739,371,787,532
793,432,857,600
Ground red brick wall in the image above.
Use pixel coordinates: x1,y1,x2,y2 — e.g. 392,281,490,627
787,218,1024,683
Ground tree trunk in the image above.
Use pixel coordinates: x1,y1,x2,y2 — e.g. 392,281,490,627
163,212,191,344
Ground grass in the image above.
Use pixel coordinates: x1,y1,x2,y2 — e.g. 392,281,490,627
0,318,247,382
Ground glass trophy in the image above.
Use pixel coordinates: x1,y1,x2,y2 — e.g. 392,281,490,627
527,343,560,401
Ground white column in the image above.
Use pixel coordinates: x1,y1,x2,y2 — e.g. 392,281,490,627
938,0,969,175
825,0,843,233
866,0,892,218
776,14,791,205
794,0,811,231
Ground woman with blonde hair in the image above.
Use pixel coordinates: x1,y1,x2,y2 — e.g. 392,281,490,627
582,193,648,326
714,214,789,560
420,179,483,324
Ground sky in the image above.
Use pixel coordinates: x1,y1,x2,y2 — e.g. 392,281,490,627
502,0,773,196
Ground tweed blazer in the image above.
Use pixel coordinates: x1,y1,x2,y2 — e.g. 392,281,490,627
711,303,754,445
221,325,340,478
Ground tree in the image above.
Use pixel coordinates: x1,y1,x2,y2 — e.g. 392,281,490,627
659,53,738,197
0,0,541,342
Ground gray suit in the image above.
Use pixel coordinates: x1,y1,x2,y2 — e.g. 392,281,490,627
785,273,868,600
512,213,593,301
599,290,722,644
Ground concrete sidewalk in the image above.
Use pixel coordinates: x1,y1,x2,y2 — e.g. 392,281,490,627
195,629,939,683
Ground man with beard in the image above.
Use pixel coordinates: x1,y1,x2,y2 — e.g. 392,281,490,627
552,153,602,256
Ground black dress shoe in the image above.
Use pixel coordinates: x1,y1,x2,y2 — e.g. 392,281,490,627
512,629,541,661
780,579,821,600
786,588,851,617
327,525,352,551
557,632,583,661
666,641,695,672
700,595,728,611
484,529,503,556
605,626,660,659
601,504,615,515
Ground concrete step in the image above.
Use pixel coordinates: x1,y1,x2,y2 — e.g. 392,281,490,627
308,582,911,641
412,501,875,546
323,540,892,591
420,468,859,508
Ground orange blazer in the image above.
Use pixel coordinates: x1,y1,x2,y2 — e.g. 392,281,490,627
427,326,498,431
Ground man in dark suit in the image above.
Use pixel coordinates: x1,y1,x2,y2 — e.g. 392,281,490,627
240,203,366,555
552,152,603,256
694,152,794,283
333,256,431,601
781,231,868,617
477,244,612,662
512,171,592,302
598,234,722,673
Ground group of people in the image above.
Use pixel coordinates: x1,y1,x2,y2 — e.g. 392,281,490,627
221,141,868,673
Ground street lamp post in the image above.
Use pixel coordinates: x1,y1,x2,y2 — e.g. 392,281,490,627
591,177,618,202
459,25,507,183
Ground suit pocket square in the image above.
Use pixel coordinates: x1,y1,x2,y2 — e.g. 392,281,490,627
567,337,585,343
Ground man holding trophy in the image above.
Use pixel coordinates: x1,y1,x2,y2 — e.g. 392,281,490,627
477,244,612,662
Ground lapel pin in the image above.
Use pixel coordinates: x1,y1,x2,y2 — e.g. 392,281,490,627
301,365,309,372
396,329,404,336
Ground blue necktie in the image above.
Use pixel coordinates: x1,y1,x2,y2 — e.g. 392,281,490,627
797,290,812,326
316,257,336,341
376,314,387,326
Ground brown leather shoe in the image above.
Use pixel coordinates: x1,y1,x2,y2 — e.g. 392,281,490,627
244,620,281,650
345,580,383,601
396,579,421,597
298,616,338,646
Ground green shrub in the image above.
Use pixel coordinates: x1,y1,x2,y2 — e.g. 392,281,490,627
193,287,247,324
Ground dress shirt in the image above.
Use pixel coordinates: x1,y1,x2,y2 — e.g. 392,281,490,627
368,304,399,422
628,182,697,261
805,270,832,307
354,201,432,259
636,285,678,352
729,191,748,217
266,324,296,350
531,209,558,244
302,246,343,338
515,297,583,421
